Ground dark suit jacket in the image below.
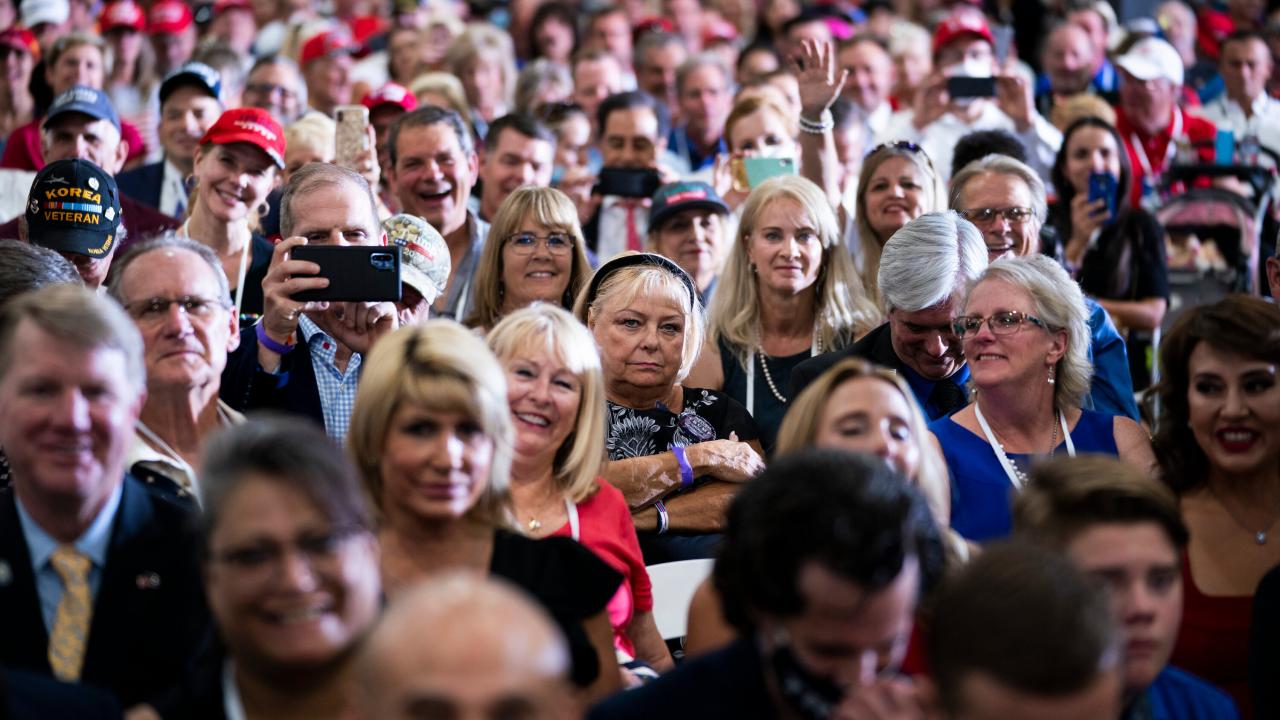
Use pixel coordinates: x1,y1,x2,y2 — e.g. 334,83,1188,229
219,325,325,429
114,161,164,211
789,322,902,398
0,477,209,708
1,668,122,720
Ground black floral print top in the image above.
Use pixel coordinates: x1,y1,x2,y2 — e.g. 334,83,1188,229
605,387,760,470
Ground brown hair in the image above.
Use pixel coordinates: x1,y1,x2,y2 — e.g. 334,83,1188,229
1151,295,1280,494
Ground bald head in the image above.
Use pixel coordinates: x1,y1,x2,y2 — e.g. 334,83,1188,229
352,574,575,720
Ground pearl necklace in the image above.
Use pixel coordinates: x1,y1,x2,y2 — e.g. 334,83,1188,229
974,403,1075,489
755,332,824,405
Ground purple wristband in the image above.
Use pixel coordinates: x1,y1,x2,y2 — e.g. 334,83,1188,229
672,446,694,487
255,320,296,355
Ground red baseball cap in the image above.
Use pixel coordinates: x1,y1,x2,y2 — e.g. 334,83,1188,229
299,30,357,66
0,27,39,60
198,108,286,169
101,1,145,32
931,14,994,57
147,0,193,34
362,83,417,113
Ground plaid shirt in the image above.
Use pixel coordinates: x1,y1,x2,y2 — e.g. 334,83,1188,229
298,315,363,442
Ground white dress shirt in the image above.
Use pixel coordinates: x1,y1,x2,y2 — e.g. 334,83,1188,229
881,101,1063,188
1196,93,1280,162
159,158,189,219
598,196,650,262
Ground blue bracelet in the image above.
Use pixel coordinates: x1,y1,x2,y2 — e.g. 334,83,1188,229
255,320,296,355
654,498,670,535
672,446,694,487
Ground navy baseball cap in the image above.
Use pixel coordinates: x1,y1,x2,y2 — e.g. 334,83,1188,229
159,61,224,107
43,86,121,131
26,159,123,258
649,181,730,230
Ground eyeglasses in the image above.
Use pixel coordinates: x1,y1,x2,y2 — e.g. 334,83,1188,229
957,207,1035,225
952,310,1049,338
505,232,574,256
124,295,229,323
244,82,298,101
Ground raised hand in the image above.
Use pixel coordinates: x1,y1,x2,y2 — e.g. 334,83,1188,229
791,39,849,120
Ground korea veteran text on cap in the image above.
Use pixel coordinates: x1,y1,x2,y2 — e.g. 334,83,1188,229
26,159,123,258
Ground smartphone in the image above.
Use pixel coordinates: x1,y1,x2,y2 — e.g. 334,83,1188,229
744,156,797,189
1087,172,1117,225
1214,129,1235,166
947,76,997,99
990,24,1014,64
291,245,402,302
596,167,662,198
334,105,370,171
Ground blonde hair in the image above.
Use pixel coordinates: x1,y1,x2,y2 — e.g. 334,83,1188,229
284,112,336,161
348,321,516,529
574,255,706,384
409,73,473,120
466,187,591,331
486,305,607,503
445,23,517,111
708,175,878,369
854,143,946,308
967,254,1092,409
775,357,949,523
724,95,798,151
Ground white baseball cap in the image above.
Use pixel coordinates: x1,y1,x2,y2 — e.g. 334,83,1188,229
1115,37,1184,87
20,0,69,27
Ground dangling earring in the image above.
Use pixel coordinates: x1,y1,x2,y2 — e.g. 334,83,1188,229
1047,366,1056,385
749,262,757,274
498,281,505,300
184,174,197,192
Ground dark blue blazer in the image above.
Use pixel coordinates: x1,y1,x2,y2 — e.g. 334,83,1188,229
220,325,326,429
1,668,122,719
0,477,209,708
114,161,166,211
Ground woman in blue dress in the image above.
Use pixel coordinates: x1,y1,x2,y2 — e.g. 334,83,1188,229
929,254,1156,542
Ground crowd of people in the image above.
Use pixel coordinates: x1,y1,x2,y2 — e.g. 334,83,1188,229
0,0,1279,717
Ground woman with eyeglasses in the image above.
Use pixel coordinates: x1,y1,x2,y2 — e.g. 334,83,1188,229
928,254,1155,542
348,321,624,701
464,186,592,334
850,141,946,310
157,415,381,719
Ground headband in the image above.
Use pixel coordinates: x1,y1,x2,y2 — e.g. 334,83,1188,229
583,252,698,310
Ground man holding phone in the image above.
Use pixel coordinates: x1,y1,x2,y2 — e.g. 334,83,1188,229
882,12,1061,185
582,91,671,259
222,163,398,441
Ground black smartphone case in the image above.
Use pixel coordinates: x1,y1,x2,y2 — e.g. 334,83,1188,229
292,245,402,302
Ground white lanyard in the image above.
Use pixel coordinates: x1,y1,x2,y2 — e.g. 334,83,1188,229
566,498,580,542
1129,108,1182,180
745,332,820,416
222,661,247,720
179,220,251,320
973,403,1075,490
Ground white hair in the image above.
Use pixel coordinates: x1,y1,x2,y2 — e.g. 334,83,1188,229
879,211,989,312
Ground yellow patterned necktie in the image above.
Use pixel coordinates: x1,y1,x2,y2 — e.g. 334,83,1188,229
48,545,93,682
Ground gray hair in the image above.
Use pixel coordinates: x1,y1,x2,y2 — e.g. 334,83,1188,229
966,254,1092,408
0,240,81,307
634,31,687,70
106,235,231,306
879,212,989,312
248,55,308,113
949,154,1048,225
515,59,572,116
0,284,145,392
676,53,732,97
280,163,381,240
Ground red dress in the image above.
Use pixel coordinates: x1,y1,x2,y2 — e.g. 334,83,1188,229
1170,553,1254,718
550,478,654,658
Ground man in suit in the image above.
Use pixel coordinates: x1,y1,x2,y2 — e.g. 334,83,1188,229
0,284,208,709
116,61,224,219
220,163,398,441
791,212,988,420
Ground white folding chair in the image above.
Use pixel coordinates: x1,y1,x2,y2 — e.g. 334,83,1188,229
645,559,715,640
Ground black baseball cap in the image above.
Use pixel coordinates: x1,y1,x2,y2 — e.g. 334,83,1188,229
26,159,123,258
648,181,730,230
159,61,224,107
